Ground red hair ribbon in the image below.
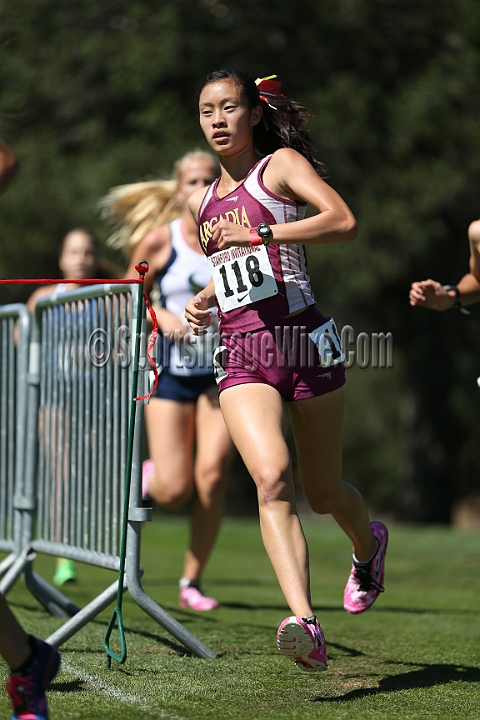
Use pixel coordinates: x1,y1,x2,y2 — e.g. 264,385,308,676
255,75,285,108
134,262,159,401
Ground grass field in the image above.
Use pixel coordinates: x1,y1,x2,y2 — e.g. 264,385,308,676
1,515,480,719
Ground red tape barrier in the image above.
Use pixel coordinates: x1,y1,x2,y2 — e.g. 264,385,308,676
0,278,141,284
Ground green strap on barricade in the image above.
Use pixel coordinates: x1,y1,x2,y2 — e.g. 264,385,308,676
104,262,148,668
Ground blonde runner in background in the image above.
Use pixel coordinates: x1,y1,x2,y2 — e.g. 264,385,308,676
100,152,234,611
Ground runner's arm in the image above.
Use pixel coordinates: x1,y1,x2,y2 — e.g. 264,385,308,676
27,286,57,314
409,220,480,310
457,219,480,305
211,148,356,249
125,226,189,337
125,227,172,293
185,278,216,335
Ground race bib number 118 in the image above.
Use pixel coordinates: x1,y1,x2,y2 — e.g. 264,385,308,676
209,245,278,313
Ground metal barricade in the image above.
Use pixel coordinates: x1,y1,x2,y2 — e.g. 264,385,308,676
0,285,214,658
34,285,130,569
0,304,30,578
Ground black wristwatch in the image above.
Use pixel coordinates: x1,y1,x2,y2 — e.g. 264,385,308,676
442,285,472,315
257,223,272,246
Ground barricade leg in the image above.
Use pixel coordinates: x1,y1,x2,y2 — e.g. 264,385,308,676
0,547,32,594
46,578,128,648
124,400,217,660
23,563,79,618
0,305,31,588
125,519,217,659
0,552,16,578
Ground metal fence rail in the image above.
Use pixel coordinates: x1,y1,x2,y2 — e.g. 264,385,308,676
0,304,30,577
33,286,131,568
0,285,215,659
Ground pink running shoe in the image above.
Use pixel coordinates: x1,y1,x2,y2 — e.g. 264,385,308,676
142,459,155,500
344,521,388,614
277,616,327,671
179,585,219,611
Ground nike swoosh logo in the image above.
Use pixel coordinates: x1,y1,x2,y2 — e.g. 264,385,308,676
237,293,249,302
188,274,203,295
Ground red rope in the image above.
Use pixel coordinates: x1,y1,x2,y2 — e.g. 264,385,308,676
135,291,159,401
134,262,159,401
0,278,142,284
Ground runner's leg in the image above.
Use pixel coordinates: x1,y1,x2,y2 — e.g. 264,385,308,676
288,385,377,561
144,397,195,508
219,383,313,618
181,385,233,580
0,594,30,669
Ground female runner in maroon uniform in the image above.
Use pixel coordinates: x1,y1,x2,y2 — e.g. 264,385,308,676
185,70,388,671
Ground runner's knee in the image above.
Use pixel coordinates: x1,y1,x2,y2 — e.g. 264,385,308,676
150,481,192,510
254,465,292,506
305,487,342,515
195,465,227,503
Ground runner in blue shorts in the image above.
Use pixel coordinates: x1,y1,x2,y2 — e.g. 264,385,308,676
101,152,234,611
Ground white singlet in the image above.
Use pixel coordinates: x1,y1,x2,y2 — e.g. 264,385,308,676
156,218,217,377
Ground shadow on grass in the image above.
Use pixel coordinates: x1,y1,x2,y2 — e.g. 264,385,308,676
122,625,196,656
142,577,278,589
49,680,87,693
219,602,343,612
63,622,198,657
315,662,480,702
327,641,366,657
123,623,233,660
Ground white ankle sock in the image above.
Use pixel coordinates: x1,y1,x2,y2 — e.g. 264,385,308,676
179,578,199,589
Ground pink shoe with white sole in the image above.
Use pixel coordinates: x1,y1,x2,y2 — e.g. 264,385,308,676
277,616,327,671
179,584,219,611
344,521,388,614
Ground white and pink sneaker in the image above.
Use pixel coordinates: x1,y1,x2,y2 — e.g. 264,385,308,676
344,521,388,614
277,616,327,671
179,583,219,611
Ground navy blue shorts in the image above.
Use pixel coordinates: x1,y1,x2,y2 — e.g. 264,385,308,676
151,369,217,403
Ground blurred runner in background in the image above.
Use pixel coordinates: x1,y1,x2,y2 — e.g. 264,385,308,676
100,151,233,611
28,228,98,588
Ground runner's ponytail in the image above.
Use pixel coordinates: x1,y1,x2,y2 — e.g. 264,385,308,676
100,179,181,255
99,151,218,256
